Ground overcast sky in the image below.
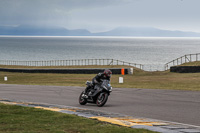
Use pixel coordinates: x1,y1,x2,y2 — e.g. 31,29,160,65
0,0,200,32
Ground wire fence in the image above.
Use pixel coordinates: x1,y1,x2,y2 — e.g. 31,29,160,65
164,53,200,70
0,59,144,70
1,53,200,71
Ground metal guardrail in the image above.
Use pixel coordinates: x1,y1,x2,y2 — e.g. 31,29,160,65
0,59,144,70
164,53,200,70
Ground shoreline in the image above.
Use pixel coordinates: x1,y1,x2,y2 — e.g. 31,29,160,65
1,35,200,39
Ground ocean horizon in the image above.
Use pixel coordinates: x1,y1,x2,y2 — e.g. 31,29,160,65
1,36,200,71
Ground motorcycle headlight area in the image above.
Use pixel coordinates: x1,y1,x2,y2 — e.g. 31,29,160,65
103,86,108,90
110,87,112,92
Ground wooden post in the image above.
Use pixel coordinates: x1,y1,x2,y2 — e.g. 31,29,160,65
196,54,198,61
185,55,186,63
177,59,178,65
181,57,183,64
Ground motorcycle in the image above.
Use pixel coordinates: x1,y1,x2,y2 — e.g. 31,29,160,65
79,79,112,107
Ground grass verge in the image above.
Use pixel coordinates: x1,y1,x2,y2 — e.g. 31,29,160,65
180,61,200,66
0,103,155,133
0,64,200,91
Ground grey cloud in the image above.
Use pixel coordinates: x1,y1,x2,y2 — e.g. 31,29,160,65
0,0,200,32
0,0,133,26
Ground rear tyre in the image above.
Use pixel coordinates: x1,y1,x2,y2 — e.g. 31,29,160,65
96,92,108,107
79,91,87,105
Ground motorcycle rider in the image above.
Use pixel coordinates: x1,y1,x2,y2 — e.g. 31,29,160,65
84,69,112,97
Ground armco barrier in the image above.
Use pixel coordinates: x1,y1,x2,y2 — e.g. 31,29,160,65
0,68,133,74
170,66,200,73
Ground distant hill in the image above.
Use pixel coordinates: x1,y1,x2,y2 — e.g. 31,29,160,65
0,25,91,36
0,25,200,37
93,27,200,37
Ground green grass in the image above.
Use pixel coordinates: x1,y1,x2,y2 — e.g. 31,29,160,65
180,61,200,66
0,103,155,133
0,64,200,91
0,70,200,91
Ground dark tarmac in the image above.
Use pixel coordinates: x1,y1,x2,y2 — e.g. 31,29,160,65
0,84,200,127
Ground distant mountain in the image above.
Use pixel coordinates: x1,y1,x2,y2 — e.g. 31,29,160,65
0,25,91,36
0,25,200,37
93,27,200,37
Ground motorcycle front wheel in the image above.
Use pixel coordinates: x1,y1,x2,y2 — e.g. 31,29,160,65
96,92,108,107
79,91,87,105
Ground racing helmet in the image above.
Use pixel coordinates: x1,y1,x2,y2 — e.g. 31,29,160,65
104,69,112,78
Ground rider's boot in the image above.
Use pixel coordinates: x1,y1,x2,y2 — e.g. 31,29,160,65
83,86,90,98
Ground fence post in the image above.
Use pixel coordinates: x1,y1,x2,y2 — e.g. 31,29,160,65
196,54,198,61
185,55,186,63
181,57,183,64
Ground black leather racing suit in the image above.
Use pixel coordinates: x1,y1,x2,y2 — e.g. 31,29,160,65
92,73,110,85
85,73,110,95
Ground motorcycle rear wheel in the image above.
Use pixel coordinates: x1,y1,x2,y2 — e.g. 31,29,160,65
96,92,108,107
79,91,87,105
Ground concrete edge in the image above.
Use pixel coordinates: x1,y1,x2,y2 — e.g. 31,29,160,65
1,99,200,133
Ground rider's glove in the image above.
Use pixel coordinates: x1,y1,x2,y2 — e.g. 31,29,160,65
94,79,99,84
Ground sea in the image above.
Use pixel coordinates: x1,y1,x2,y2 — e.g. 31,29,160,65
0,36,200,71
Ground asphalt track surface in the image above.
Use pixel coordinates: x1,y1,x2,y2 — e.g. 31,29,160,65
0,84,200,127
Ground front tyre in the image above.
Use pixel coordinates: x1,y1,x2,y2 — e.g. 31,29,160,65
79,91,87,105
96,92,108,107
